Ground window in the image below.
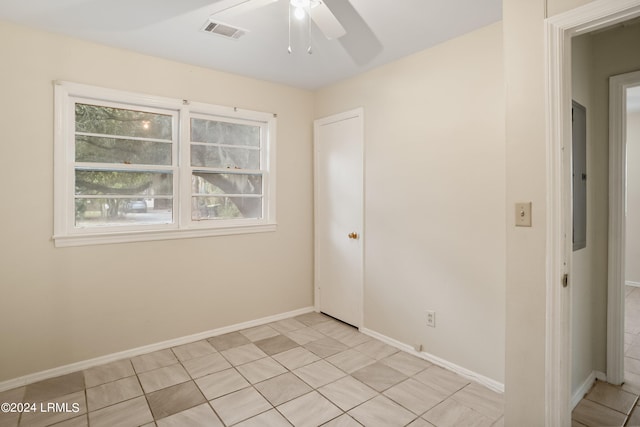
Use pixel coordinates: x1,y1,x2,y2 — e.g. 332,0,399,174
54,81,276,247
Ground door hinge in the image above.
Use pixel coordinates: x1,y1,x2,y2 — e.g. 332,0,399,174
562,274,569,288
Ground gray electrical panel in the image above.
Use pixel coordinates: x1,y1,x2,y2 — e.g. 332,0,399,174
572,100,587,251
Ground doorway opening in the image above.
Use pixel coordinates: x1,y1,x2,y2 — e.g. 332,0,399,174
545,1,640,424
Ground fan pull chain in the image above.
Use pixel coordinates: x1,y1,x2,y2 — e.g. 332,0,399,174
307,1,312,54
287,3,292,54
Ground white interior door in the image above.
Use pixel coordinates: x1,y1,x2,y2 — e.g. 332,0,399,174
314,108,363,327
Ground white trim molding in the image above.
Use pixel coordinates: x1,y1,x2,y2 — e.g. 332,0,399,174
571,370,607,409
53,223,277,247
0,306,314,393
544,12,572,427
627,281,640,288
360,328,504,394
608,70,640,385
545,1,640,425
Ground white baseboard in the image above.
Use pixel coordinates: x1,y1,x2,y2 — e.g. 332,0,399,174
571,370,606,409
626,281,640,288
359,327,505,394
0,306,314,393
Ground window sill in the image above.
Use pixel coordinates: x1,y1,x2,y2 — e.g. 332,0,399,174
53,223,277,247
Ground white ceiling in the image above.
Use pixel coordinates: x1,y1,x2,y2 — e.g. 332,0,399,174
0,0,501,89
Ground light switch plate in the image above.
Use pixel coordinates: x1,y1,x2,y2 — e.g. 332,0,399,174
515,202,532,227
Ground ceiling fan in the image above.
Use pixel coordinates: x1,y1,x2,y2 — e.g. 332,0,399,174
208,0,345,41
207,0,382,63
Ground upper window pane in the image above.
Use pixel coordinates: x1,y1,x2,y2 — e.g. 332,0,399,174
76,135,172,165
75,103,172,141
190,118,260,147
191,145,259,169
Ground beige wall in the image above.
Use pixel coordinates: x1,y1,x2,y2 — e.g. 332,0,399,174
503,0,549,422
315,23,506,383
629,111,640,284
546,0,597,16
0,21,315,382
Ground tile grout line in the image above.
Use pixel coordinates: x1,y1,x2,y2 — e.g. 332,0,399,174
174,343,227,426
623,394,640,427
195,320,338,426
133,370,150,426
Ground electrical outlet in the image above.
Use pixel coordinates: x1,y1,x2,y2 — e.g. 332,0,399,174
426,311,436,327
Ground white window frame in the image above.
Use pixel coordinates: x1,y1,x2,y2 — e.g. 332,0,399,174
53,81,276,247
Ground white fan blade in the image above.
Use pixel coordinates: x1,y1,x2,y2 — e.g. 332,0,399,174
311,1,346,40
323,0,382,65
210,0,278,18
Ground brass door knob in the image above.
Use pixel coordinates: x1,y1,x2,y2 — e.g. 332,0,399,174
348,232,359,239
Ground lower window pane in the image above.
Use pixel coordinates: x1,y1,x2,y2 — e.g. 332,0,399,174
191,196,262,221
75,198,173,228
192,173,262,195
76,171,173,197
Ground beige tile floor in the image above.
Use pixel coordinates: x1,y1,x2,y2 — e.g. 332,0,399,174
572,286,640,427
0,312,504,427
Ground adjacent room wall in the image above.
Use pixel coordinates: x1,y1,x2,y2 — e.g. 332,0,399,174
575,22,640,393
628,109,640,285
0,21,315,383
315,23,506,384
568,20,640,397
595,23,640,290
571,32,600,396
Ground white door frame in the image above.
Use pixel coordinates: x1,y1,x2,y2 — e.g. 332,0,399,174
608,70,640,384
545,0,640,424
313,108,365,328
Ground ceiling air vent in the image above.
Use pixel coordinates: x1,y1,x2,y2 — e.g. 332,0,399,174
201,20,247,40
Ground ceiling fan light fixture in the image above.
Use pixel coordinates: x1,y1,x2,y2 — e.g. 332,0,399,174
294,6,306,20
288,0,322,55
290,0,320,10
289,0,321,24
